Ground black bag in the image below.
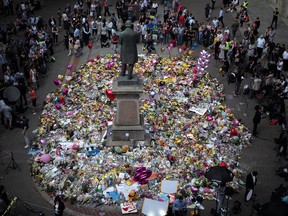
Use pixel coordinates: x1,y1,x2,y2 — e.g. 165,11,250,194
228,73,236,83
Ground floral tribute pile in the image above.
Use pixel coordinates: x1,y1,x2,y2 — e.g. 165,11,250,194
30,51,251,207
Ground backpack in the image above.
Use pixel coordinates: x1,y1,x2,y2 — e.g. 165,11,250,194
228,73,236,83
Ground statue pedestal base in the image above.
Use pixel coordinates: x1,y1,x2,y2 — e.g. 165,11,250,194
105,76,149,146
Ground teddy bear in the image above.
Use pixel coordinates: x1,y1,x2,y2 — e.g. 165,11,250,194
128,190,139,202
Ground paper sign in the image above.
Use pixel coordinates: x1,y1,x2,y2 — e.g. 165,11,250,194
116,182,140,200
120,202,137,214
119,173,125,179
189,106,208,115
161,180,179,194
142,198,168,216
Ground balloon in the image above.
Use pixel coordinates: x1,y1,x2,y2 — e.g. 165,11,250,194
233,119,240,126
161,47,165,53
54,79,61,86
168,47,171,52
72,144,79,150
59,96,65,104
87,43,92,49
207,116,213,121
135,167,146,173
40,139,46,145
193,42,198,47
230,128,238,136
150,90,156,98
55,104,61,110
58,75,64,82
192,46,196,50
163,116,167,123
54,97,59,103
178,48,183,54
62,88,68,95
189,50,194,56
169,43,174,48
134,167,152,184
40,154,51,163
220,161,228,168
67,64,73,70
96,55,100,60
183,45,187,51
106,89,116,101
87,58,94,63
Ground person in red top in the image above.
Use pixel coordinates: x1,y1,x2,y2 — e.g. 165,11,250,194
178,13,185,26
29,87,37,115
111,32,119,54
103,0,110,17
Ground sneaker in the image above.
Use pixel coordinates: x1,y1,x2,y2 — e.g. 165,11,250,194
24,145,30,148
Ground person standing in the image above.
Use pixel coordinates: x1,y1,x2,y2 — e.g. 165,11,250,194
234,68,243,96
173,195,187,216
29,87,37,115
231,19,239,39
103,0,111,17
218,8,224,28
68,34,74,56
256,35,266,58
283,48,288,71
54,196,65,216
52,25,59,45
0,100,13,130
111,32,119,53
270,8,279,29
21,115,30,148
252,105,263,136
244,171,258,203
211,0,216,10
119,20,139,80
57,8,62,27
205,4,212,21
82,22,91,46
275,57,283,78
116,0,123,19
216,183,226,214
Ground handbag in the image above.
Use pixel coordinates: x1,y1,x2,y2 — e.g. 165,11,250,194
74,44,79,49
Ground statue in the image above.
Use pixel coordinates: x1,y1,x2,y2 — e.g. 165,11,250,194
119,20,139,80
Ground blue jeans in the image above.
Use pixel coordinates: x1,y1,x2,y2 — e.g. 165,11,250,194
177,34,183,46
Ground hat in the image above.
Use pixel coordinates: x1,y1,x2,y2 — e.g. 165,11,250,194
260,35,264,38
125,20,132,28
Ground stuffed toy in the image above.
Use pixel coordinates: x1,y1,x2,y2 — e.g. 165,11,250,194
128,190,139,202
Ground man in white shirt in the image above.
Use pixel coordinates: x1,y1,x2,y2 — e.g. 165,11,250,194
218,8,224,28
91,18,98,38
283,48,288,71
256,35,266,58
212,17,219,28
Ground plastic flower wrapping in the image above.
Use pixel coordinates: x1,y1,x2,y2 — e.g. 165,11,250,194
29,51,251,206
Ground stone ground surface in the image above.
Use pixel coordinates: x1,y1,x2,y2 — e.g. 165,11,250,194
0,0,288,215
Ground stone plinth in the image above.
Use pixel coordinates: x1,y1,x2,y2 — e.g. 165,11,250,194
107,76,146,146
